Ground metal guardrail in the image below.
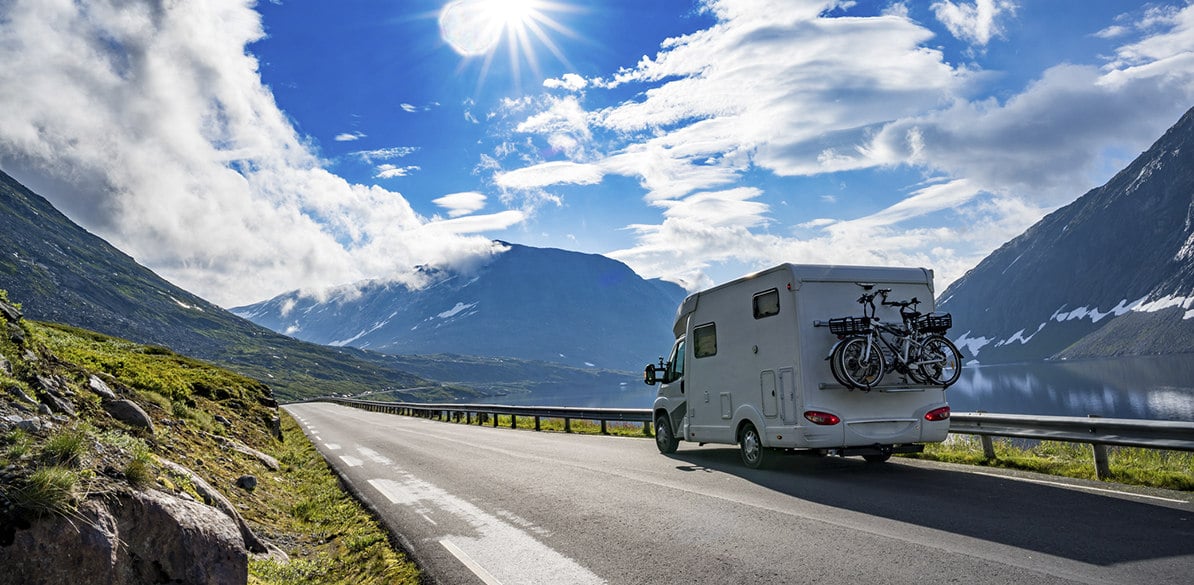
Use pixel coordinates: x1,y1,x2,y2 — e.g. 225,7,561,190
320,398,1194,479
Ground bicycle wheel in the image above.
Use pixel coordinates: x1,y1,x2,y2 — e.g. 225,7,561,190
917,336,962,387
834,336,885,389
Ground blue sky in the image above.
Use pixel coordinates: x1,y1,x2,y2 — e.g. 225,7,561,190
1,0,1192,306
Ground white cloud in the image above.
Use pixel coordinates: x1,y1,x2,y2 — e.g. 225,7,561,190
502,0,1194,293
0,0,522,306
374,164,420,179
400,103,419,113
931,0,1018,47
544,73,587,91
433,191,488,217
495,160,604,189
334,131,366,141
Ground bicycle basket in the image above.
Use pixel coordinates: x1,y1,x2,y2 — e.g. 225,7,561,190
915,312,952,333
828,316,869,336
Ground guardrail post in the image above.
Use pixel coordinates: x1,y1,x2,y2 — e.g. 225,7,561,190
493,414,498,428
980,435,996,460
534,416,541,431
511,415,518,429
600,420,608,435
1092,443,1110,479
564,418,572,433
643,421,652,436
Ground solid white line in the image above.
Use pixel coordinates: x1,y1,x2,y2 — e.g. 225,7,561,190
440,539,503,585
971,471,1188,504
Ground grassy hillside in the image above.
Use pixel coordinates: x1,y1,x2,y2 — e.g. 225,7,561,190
0,292,419,583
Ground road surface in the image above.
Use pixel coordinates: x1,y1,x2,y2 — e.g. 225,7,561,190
285,402,1194,585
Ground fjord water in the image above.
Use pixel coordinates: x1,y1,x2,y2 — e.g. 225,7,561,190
475,356,1194,422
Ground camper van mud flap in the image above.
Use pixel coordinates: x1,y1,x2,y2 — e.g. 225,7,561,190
839,444,924,458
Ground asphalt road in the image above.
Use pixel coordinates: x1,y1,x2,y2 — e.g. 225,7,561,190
284,402,1194,585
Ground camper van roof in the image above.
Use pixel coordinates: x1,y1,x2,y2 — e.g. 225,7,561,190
670,263,934,338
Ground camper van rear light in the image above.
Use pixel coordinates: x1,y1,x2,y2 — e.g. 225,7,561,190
924,406,951,422
803,411,841,425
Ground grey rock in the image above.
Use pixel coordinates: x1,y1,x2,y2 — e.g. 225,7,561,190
0,354,10,375
157,457,269,554
0,490,250,585
235,475,257,492
0,300,21,323
7,322,24,344
16,417,44,433
37,403,51,416
214,414,231,426
216,436,280,471
88,375,117,400
7,384,37,405
40,392,75,417
103,399,154,434
22,348,37,362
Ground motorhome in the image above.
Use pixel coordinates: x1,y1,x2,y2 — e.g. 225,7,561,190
644,264,952,468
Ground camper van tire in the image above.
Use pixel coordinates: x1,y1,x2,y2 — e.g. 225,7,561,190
739,423,770,469
863,453,892,464
655,414,679,454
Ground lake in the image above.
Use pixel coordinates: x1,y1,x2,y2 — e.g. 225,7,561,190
473,356,1194,422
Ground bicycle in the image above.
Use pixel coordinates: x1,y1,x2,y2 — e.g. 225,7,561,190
827,284,962,390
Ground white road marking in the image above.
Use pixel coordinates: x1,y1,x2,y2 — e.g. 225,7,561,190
441,539,503,585
971,471,1189,504
339,455,364,467
325,443,341,451
367,474,604,584
420,512,439,526
358,446,393,465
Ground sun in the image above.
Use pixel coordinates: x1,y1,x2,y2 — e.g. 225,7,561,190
438,0,577,84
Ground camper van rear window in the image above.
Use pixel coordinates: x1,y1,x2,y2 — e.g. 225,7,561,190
753,289,780,319
693,323,717,358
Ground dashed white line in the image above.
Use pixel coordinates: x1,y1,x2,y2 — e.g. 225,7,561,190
339,455,363,467
325,443,341,450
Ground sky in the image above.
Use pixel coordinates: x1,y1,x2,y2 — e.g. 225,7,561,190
1,0,1192,308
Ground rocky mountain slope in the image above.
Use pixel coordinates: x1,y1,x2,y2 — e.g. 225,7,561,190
939,106,1194,363
0,168,464,402
0,292,416,584
234,243,688,372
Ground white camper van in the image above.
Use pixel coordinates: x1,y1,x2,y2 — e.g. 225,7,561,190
644,264,953,468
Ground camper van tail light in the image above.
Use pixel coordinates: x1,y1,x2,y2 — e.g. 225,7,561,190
804,411,841,426
924,406,951,422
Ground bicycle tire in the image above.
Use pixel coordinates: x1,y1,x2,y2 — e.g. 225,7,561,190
834,336,885,389
917,336,962,387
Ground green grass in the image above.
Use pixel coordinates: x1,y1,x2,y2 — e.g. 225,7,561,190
9,466,81,518
905,434,1194,491
4,429,33,460
42,426,91,468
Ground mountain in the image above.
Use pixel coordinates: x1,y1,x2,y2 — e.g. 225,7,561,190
0,168,469,402
234,243,688,371
939,106,1194,364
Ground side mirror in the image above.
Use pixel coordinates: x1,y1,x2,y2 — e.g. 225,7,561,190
643,364,659,385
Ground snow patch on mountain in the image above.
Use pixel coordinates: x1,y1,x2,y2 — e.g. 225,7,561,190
1134,294,1194,319
438,302,477,319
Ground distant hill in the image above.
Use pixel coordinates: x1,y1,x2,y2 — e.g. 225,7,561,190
939,106,1194,363
0,168,471,402
234,243,688,372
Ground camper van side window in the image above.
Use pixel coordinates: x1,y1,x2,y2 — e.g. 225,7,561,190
666,340,685,382
693,323,717,358
753,289,780,319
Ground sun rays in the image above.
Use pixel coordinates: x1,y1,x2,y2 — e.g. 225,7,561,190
438,0,580,89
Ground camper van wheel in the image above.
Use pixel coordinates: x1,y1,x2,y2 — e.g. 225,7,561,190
863,453,891,464
655,414,678,454
739,423,769,469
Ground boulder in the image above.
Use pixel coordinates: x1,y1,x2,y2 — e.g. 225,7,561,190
6,322,24,345
156,457,269,554
0,490,249,585
235,475,257,492
0,355,9,375
39,392,75,417
103,400,154,434
88,376,117,400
